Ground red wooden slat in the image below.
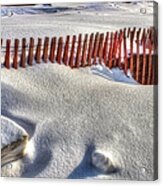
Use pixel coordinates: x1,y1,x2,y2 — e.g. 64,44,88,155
20,38,26,68
87,33,94,66
141,28,146,45
93,32,100,64
28,37,34,66
49,37,56,63
4,39,11,69
75,34,82,68
42,37,49,63
69,35,76,68
13,39,19,69
56,37,63,64
142,34,147,84
81,34,88,67
135,29,141,82
108,32,114,68
112,31,118,67
35,38,42,64
92,32,99,58
147,39,153,85
123,28,128,74
118,30,123,67
63,35,70,66
127,27,131,38
98,33,104,64
103,32,109,65
129,31,134,75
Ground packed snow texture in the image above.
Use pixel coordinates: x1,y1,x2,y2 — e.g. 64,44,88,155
1,1,157,180
1,63,155,180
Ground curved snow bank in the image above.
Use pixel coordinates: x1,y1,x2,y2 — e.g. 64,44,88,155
1,63,155,180
1,116,29,167
90,64,138,84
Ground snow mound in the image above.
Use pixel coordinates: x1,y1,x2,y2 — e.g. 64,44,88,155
91,64,138,85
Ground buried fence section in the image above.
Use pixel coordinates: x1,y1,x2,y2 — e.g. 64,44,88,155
4,39,11,69
1,27,158,85
13,39,19,69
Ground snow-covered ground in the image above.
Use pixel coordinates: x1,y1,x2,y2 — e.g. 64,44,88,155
1,1,157,180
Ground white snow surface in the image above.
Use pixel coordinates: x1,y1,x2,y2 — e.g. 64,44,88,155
1,1,154,41
1,63,155,180
1,1,157,180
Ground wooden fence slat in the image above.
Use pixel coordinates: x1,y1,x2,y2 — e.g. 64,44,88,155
13,39,19,69
87,33,94,66
92,32,99,57
20,38,26,68
49,37,56,63
69,35,76,68
147,28,153,84
42,37,49,63
118,30,123,67
93,32,100,64
28,37,34,66
75,34,82,67
108,32,114,68
123,28,128,74
81,34,88,67
103,32,109,65
141,28,146,45
63,35,70,66
4,39,11,69
98,33,104,64
142,34,147,84
135,29,141,82
35,38,42,63
129,31,134,75
56,37,63,64
112,31,118,67
127,27,131,38
132,27,136,39
147,42,153,85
